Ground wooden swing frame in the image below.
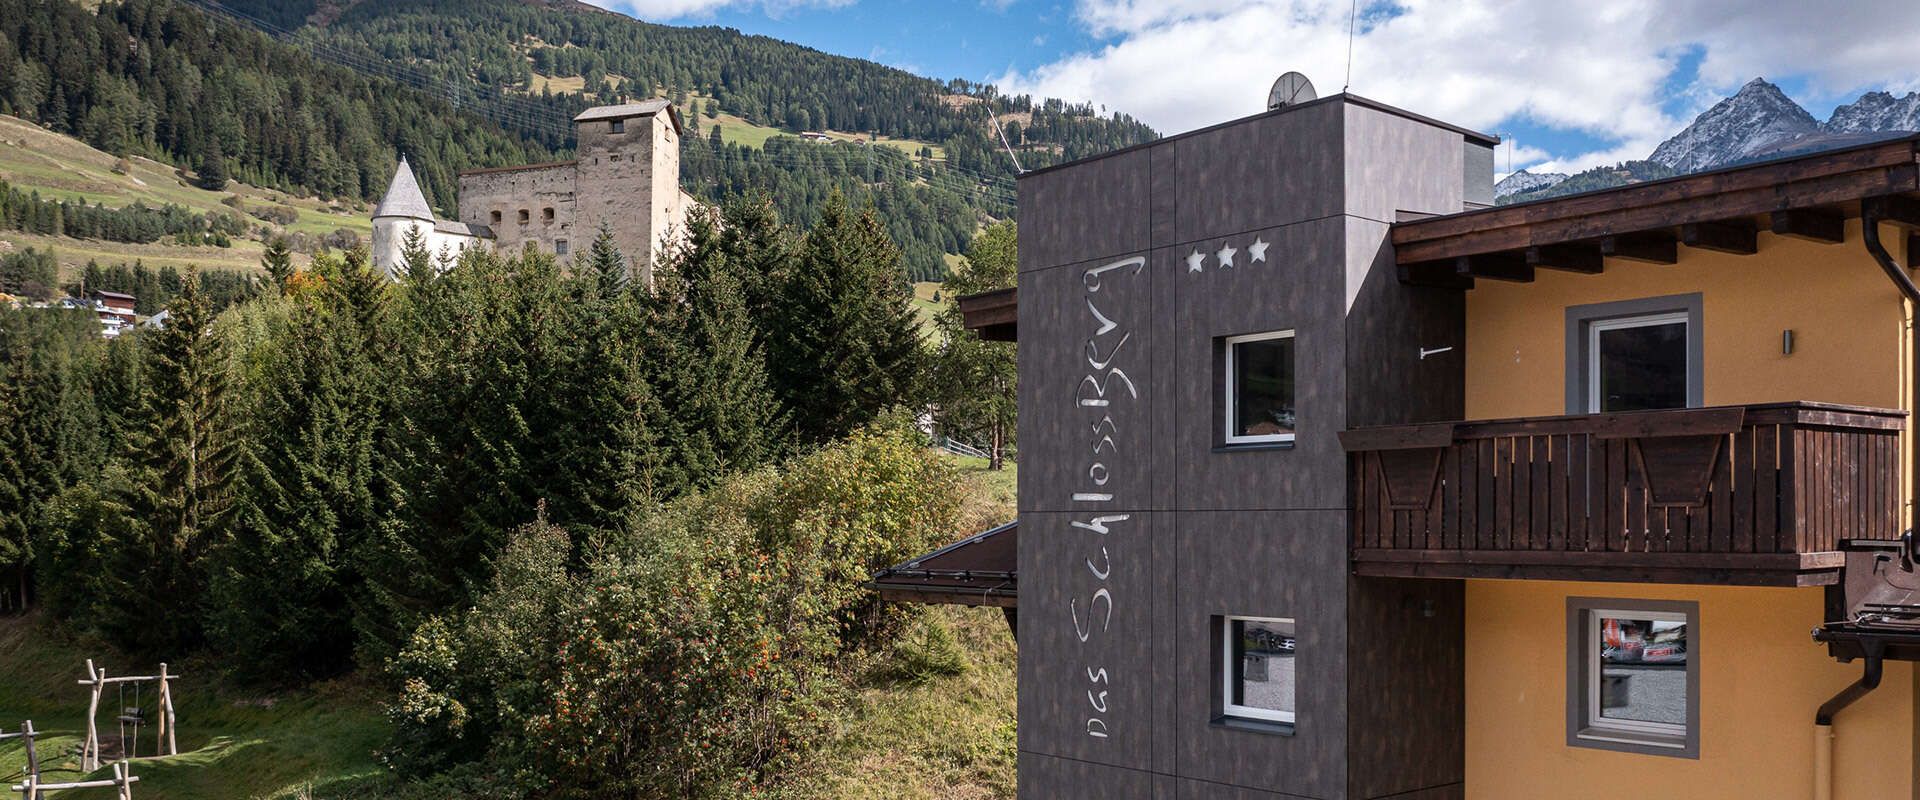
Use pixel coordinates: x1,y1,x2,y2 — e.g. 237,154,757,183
76,660,177,773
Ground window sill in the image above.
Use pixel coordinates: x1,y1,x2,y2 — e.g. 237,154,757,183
1210,715,1295,737
1212,441,1296,454
1572,727,1694,759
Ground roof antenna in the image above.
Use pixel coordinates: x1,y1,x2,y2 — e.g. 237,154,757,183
987,107,1026,174
1343,0,1358,92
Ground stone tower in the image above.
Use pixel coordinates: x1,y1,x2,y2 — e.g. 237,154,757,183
371,156,489,279
453,100,689,287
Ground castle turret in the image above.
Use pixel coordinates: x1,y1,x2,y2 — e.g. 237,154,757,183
371,157,436,278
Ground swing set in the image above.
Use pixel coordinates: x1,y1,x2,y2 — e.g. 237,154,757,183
76,660,178,773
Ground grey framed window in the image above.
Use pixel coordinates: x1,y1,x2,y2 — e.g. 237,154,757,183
610,119,626,134
1221,330,1296,445
554,239,569,256
1566,597,1699,758
1564,294,1702,414
1217,615,1297,727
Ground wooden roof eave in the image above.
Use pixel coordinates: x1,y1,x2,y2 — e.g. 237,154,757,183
1392,136,1920,271
957,287,1018,342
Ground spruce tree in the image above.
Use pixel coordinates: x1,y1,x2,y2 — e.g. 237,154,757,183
208,248,390,680
770,192,923,445
100,270,235,653
929,221,1017,468
645,207,783,492
581,221,628,299
261,235,294,293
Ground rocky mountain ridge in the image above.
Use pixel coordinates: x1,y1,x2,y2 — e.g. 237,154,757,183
1498,78,1920,202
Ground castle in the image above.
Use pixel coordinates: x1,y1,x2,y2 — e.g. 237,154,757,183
371,100,694,285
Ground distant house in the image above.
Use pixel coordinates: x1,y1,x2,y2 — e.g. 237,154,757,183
799,131,833,143
83,290,137,338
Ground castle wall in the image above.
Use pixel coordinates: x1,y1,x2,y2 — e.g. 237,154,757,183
371,217,488,279
458,162,580,259
574,112,683,287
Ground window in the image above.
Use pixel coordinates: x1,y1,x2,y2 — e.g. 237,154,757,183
1219,615,1296,727
490,210,502,225
518,209,530,225
1567,598,1699,758
554,239,569,256
610,119,626,134
1222,331,1296,445
1565,294,1701,414
543,207,555,223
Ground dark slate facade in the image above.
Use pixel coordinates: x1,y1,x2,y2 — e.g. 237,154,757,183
1015,95,1492,799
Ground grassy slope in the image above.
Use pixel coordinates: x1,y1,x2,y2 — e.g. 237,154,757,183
0,114,369,275
786,456,1019,799
0,456,1018,799
0,618,387,799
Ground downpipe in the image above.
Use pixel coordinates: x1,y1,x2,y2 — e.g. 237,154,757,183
1820,198,1918,800
1813,640,1885,800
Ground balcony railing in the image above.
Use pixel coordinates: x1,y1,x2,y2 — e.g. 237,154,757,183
1341,402,1905,586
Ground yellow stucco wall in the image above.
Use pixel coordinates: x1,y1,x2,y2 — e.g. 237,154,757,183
1466,580,1915,800
1461,222,1919,798
1464,220,1909,421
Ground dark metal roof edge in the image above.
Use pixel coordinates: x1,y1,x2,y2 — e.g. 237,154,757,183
1397,132,1920,234
1017,93,1499,181
871,519,1017,580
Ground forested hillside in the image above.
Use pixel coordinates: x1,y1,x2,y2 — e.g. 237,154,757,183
0,0,1157,280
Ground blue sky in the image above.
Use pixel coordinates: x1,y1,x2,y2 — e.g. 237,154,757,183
585,0,1920,176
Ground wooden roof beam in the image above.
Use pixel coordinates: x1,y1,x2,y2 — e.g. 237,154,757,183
1457,252,1534,282
1526,243,1603,274
1681,220,1759,255
1771,208,1846,243
1864,195,1920,229
1599,233,1679,264
1400,260,1474,290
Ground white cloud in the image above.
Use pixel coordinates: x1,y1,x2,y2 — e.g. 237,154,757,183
996,0,1920,169
581,0,852,21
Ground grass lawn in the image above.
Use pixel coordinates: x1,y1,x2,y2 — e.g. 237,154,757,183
0,617,388,800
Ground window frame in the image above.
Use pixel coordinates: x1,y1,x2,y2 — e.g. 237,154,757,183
609,119,626,134
1218,614,1297,727
1221,329,1297,447
554,239,569,256
1565,597,1700,759
1564,293,1703,415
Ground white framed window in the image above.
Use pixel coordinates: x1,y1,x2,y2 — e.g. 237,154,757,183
1587,311,1690,413
1220,615,1296,725
1567,598,1698,758
1222,330,1296,446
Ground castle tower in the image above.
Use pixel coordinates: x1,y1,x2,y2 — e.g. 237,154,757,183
370,157,436,279
571,101,688,288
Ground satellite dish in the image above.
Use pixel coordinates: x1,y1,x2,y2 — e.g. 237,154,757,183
1267,72,1318,110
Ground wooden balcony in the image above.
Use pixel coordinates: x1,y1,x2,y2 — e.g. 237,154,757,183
1341,402,1906,586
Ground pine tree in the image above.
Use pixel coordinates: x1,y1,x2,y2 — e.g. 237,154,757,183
100,270,235,653
770,192,923,445
399,225,436,284
929,221,1017,468
580,222,628,299
207,262,387,681
644,207,783,492
261,235,294,293
196,139,229,191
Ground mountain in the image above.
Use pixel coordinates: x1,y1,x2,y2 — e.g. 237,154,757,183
1,0,1159,281
1648,78,1819,172
1827,90,1920,133
1500,78,1920,205
1493,169,1567,198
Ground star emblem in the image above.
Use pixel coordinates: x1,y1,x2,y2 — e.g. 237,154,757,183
1216,243,1238,269
1186,249,1206,273
1248,237,1269,263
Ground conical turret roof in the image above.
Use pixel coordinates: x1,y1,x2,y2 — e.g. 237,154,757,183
373,156,435,221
